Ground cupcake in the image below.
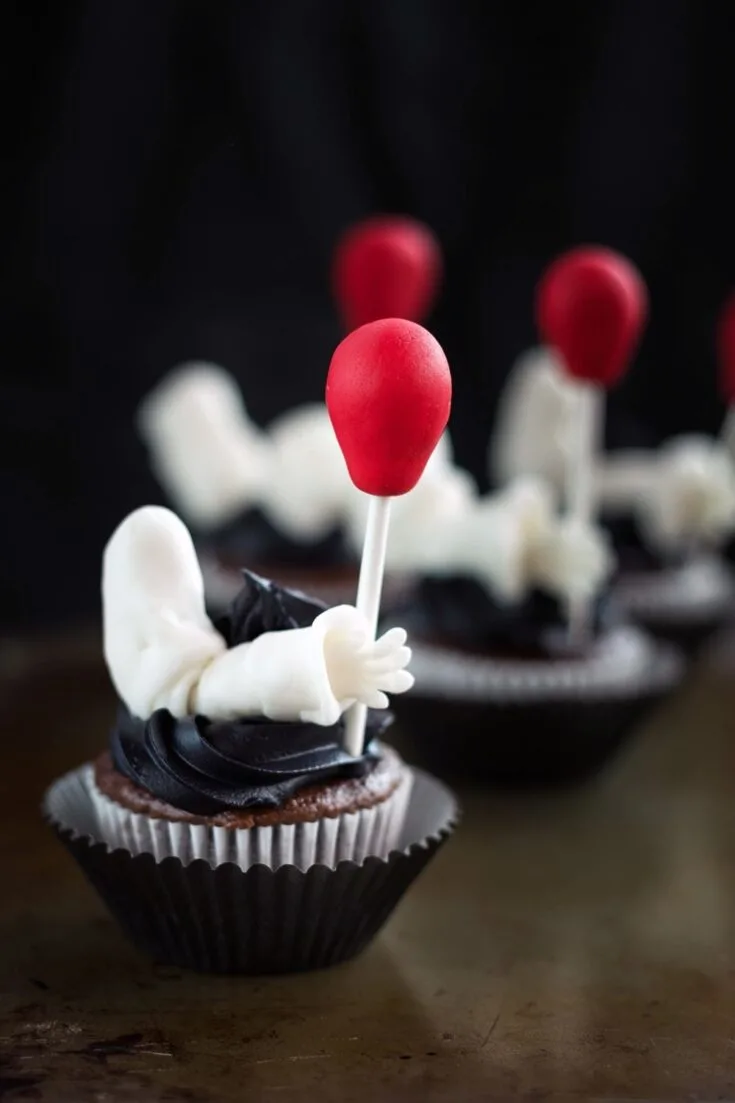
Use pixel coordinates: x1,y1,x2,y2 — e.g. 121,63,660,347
492,346,735,651
44,506,457,974
389,479,683,786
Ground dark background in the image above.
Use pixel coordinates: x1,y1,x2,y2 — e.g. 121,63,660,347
2,0,734,628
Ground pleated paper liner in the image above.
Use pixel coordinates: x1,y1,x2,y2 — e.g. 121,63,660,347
391,626,684,788
614,554,735,653
43,765,458,975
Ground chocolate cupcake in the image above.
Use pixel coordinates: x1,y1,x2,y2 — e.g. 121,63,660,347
44,506,457,974
389,480,683,786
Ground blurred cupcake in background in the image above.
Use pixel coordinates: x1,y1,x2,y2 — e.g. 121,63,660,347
389,476,683,787
492,346,735,651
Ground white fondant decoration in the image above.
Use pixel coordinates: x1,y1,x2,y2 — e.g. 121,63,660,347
637,435,735,553
345,432,476,564
490,346,579,490
262,403,352,541
137,363,272,529
530,515,612,602
102,506,413,724
594,450,659,511
389,474,612,606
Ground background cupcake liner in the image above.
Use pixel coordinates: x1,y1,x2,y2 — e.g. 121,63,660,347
402,625,683,704
87,765,413,870
391,628,683,787
43,766,457,975
615,554,735,625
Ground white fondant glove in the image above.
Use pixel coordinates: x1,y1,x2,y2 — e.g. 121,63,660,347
318,608,414,712
137,363,272,529
103,506,413,726
637,436,735,554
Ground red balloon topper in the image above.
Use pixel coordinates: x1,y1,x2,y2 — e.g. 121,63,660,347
536,246,648,387
332,216,442,331
717,292,735,403
326,319,452,497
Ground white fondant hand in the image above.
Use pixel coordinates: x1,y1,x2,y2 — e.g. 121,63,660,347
640,436,735,552
317,606,414,711
531,517,613,602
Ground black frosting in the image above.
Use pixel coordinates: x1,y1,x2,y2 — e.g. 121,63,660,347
206,506,353,569
602,512,681,574
402,574,616,658
110,571,387,815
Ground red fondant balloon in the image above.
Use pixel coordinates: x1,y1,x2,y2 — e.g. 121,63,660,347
332,216,441,331
717,292,735,403
536,246,648,387
326,319,452,496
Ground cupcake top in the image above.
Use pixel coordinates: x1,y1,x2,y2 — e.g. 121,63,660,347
102,506,414,814
392,478,614,657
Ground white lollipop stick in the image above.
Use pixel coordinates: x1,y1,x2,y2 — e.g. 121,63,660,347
565,382,603,644
343,495,392,756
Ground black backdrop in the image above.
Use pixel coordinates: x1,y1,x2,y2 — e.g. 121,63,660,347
2,0,734,627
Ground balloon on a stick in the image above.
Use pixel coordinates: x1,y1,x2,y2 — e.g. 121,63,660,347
332,216,441,332
536,245,648,641
326,318,452,754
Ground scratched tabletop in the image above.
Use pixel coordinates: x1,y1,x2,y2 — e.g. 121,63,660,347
2,628,735,1102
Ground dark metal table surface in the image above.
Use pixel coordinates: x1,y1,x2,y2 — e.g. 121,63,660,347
2,630,735,1102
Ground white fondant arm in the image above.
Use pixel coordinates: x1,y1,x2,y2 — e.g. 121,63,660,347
194,606,413,726
137,364,271,528
529,518,613,602
107,613,227,719
102,506,229,718
637,436,735,552
594,450,659,511
103,506,413,727
490,347,578,490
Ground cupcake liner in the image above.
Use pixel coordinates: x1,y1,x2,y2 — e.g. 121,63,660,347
615,555,735,626
43,765,457,974
402,625,683,703
87,765,413,870
391,627,683,787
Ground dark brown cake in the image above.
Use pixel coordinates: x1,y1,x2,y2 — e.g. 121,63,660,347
94,745,407,829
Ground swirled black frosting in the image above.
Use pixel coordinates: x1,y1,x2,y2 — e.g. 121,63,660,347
403,574,616,658
110,571,387,815
206,506,353,569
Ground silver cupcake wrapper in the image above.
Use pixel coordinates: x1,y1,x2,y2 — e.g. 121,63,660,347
615,555,735,626
404,625,683,703
86,765,413,870
43,764,457,975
